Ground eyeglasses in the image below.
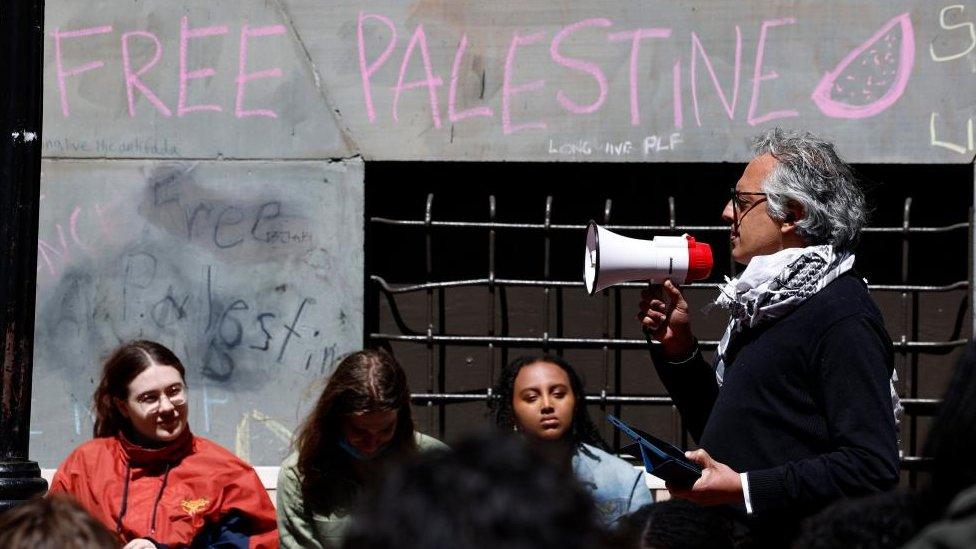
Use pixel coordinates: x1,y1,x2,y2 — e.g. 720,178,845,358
133,383,187,413
730,187,768,230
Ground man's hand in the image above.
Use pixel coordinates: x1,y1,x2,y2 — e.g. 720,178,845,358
667,449,744,506
638,279,694,359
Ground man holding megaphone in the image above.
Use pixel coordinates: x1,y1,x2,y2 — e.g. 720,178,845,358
636,129,899,546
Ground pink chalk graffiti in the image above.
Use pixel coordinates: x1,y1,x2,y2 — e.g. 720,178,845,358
747,18,799,126
122,31,172,117
69,206,90,253
607,27,672,126
236,24,286,118
690,27,742,126
51,25,113,117
37,241,60,277
448,34,493,122
392,24,443,128
810,12,915,119
358,11,397,123
37,199,122,279
502,31,547,134
551,18,612,115
37,225,70,277
178,17,229,116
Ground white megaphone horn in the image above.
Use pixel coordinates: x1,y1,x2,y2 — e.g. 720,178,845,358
583,221,713,294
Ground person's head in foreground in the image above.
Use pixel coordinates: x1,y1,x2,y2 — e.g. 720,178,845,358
724,128,866,265
294,348,418,512
643,498,734,549
611,499,734,549
341,431,603,549
791,490,921,549
0,494,120,549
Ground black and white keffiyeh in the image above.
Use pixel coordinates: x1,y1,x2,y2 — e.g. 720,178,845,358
712,245,902,425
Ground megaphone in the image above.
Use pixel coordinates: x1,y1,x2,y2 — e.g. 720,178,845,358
583,221,713,294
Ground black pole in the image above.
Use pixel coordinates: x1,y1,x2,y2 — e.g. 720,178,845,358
0,0,48,511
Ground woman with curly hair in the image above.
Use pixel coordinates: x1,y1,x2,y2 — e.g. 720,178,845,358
276,349,446,548
492,354,651,526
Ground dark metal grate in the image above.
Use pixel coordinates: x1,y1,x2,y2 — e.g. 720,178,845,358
367,169,974,485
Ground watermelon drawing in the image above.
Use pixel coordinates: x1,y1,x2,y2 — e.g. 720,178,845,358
811,13,915,119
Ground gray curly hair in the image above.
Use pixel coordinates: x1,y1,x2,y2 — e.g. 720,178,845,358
752,128,867,252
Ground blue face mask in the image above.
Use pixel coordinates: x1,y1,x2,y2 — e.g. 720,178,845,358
338,438,389,461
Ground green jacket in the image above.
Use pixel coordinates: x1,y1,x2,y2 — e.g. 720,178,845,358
276,432,447,548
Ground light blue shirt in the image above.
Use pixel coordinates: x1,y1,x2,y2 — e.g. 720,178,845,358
572,443,653,525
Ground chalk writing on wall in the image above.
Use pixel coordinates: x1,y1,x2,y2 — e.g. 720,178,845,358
308,1,974,162
50,19,285,119
927,4,976,155
42,1,351,160
355,11,916,139
31,159,364,467
43,2,976,162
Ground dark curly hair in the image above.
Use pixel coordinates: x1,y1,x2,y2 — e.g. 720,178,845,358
491,354,607,451
793,491,920,549
342,431,603,549
294,349,417,514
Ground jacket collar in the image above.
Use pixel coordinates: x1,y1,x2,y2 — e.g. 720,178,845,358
116,429,193,466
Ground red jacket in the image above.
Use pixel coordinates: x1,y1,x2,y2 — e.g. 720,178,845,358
49,431,278,548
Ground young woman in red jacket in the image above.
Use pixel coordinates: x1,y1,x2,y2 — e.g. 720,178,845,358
49,340,278,549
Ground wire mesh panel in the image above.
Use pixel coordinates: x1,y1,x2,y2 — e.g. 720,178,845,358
365,161,974,486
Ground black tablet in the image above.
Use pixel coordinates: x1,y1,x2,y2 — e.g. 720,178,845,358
606,414,702,489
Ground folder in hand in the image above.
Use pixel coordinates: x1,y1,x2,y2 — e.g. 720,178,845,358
606,414,702,489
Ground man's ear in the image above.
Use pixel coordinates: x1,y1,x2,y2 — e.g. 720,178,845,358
781,204,804,233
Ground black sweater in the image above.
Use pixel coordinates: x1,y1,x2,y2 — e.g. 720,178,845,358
650,272,899,535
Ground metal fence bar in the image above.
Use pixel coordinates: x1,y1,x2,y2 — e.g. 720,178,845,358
370,218,969,234
487,196,497,407
374,332,969,350
601,200,617,448
901,398,942,415
424,194,436,435
901,198,921,488
373,189,972,480
668,195,690,447
544,196,553,354
371,275,968,294
438,289,447,436
899,456,935,470
900,197,913,484
409,392,938,409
